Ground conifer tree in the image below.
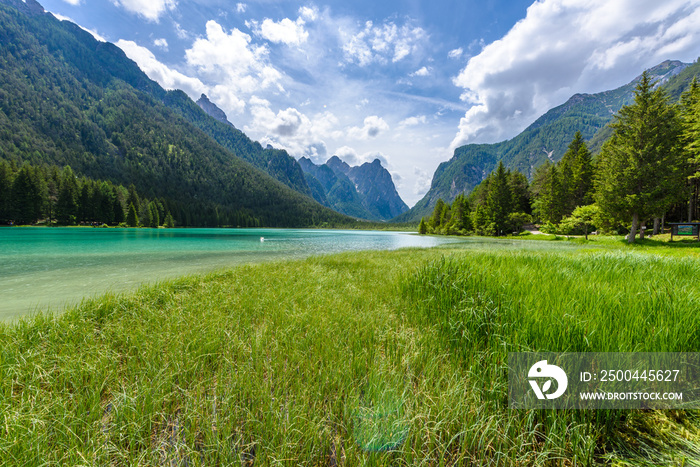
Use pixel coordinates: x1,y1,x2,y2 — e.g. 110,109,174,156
429,199,446,231
56,166,79,224
486,161,512,236
126,202,139,227
164,212,176,228
418,217,427,234
595,71,683,243
533,164,565,224
12,164,43,224
681,78,700,220
0,160,12,223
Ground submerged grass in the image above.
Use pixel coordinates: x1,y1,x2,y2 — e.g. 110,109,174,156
1,241,700,465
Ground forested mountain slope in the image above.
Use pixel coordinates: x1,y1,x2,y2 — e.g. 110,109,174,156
395,60,699,222
0,0,348,226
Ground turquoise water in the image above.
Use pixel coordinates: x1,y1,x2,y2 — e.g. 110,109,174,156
0,227,459,320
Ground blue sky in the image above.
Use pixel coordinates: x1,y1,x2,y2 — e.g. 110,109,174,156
40,0,700,206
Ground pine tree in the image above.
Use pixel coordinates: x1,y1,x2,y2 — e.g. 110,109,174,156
56,166,79,225
485,162,513,235
429,199,446,231
418,217,427,234
681,78,700,220
533,164,565,224
148,201,160,227
12,164,44,225
126,202,139,227
0,160,12,223
571,142,594,207
449,193,471,232
164,212,176,228
595,71,683,242
509,171,531,214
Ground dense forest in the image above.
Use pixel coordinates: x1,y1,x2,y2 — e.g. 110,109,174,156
0,160,206,227
0,0,352,228
421,73,700,243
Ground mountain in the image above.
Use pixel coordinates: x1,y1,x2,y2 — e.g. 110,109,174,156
196,94,234,127
299,156,408,221
395,60,699,222
0,0,348,227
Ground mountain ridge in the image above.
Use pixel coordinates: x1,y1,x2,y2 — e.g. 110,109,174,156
0,0,349,227
394,59,700,222
299,156,408,221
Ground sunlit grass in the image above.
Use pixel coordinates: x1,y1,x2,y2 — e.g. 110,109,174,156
1,241,700,464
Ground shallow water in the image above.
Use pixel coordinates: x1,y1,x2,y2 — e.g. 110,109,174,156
0,227,460,320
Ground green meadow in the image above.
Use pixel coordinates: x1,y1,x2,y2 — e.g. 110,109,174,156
2,239,700,465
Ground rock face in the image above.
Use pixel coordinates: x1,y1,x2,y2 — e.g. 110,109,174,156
299,156,408,221
196,94,234,127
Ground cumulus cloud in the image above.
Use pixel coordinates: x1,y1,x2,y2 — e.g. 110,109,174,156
116,40,207,98
153,38,168,49
245,100,343,162
334,146,360,165
413,167,432,196
298,6,318,22
334,146,389,167
400,115,428,127
410,66,431,77
184,21,285,114
448,48,463,59
112,0,176,22
450,0,700,149
61,0,81,5
254,17,308,46
347,116,389,139
341,20,427,66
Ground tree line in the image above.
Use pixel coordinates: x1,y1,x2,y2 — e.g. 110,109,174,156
420,72,700,243
0,160,252,228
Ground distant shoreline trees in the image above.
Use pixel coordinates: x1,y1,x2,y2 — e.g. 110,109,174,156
421,73,700,243
0,160,189,228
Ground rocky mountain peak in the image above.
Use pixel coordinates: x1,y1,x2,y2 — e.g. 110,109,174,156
196,94,234,127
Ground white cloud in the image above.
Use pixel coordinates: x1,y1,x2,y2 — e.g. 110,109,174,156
254,17,308,46
173,22,189,40
61,0,81,5
298,6,318,22
451,0,700,149
333,146,389,167
112,0,176,22
52,13,107,41
413,167,431,196
153,38,168,49
245,100,342,162
116,40,207,99
184,21,285,114
347,115,389,139
410,66,431,77
334,146,360,165
236,3,247,14
400,115,428,126
341,20,427,66
448,48,463,59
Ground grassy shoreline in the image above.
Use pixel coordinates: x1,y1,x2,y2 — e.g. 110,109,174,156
2,241,700,464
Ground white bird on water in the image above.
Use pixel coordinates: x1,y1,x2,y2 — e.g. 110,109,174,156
260,237,265,242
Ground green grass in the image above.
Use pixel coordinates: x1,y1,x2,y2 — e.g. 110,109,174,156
2,241,700,465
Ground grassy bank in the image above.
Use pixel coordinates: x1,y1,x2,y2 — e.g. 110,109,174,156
1,242,700,465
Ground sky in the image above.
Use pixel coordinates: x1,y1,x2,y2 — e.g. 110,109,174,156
39,0,700,207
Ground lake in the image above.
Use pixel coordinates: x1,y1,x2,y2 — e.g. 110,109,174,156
0,227,460,320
